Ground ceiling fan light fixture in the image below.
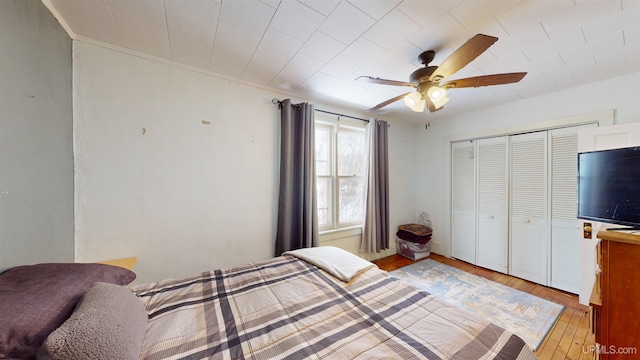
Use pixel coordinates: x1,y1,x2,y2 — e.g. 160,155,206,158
403,91,425,112
427,86,447,101
427,86,450,109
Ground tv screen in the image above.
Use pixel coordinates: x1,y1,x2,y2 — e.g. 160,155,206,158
577,146,640,228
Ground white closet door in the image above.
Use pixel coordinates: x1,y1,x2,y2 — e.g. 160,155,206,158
510,131,548,284
451,141,476,264
550,125,593,293
477,137,508,273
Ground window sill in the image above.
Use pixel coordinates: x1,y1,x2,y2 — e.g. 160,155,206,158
319,225,363,242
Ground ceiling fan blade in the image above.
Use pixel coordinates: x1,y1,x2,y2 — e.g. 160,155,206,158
356,76,417,87
441,72,527,88
368,92,412,111
429,34,499,82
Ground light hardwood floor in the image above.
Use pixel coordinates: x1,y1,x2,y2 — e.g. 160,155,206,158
372,253,595,360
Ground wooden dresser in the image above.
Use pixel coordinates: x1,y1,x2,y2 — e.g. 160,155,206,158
590,230,640,359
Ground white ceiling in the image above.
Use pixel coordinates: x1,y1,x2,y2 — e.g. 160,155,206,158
45,0,640,122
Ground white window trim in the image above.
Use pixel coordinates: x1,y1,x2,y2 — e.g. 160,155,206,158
315,116,366,232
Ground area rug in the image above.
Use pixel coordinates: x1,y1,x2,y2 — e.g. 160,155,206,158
390,258,564,351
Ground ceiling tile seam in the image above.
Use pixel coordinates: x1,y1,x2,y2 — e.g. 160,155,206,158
394,6,417,27
403,13,452,51
239,1,282,80
295,36,338,64
342,0,377,22
297,0,333,19
558,53,566,65
327,19,415,78
315,2,378,49
495,18,510,36
361,12,422,51
277,3,397,88
314,28,348,48
266,11,360,84
312,1,411,58
259,0,277,10
447,9,469,32
104,0,129,49
580,26,588,44
270,2,334,66
494,1,528,26
314,23,375,53
161,0,173,62
349,0,403,24
265,28,325,87
207,4,223,72
315,55,356,76
539,23,551,40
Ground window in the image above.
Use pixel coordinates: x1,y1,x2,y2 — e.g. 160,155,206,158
315,121,366,231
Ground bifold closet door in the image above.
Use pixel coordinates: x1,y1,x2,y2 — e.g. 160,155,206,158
451,141,476,264
510,131,548,285
477,137,508,273
550,125,594,293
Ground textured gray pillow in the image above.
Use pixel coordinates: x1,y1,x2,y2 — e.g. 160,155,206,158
41,282,148,360
0,262,136,359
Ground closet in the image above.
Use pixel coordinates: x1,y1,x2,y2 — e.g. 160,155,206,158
451,124,594,293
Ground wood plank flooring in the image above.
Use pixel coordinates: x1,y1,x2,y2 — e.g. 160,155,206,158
372,253,595,360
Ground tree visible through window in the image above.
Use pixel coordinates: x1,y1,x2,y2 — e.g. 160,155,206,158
315,122,365,230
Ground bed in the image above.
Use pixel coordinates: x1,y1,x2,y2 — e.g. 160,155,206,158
1,246,537,360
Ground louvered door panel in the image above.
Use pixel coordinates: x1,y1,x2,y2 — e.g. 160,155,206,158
552,132,579,221
510,131,548,285
477,137,508,273
511,135,547,220
550,125,595,293
451,141,476,264
452,142,475,212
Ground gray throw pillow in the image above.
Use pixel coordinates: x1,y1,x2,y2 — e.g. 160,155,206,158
41,282,148,360
0,262,136,359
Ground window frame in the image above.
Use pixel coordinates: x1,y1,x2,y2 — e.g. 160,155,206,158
315,118,366,232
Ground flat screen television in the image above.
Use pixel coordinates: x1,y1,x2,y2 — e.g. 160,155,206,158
577,146,640,229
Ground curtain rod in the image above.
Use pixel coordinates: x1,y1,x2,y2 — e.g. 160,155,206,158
272,98,370,123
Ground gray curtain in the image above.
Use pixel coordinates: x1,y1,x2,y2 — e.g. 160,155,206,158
275,99,319,256
361,119,389,253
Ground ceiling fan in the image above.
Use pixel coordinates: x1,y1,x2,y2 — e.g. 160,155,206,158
357,34,527,113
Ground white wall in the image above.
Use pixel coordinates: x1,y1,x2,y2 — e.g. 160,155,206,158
0,0,74,271
415,72,640,258
73,42,416,283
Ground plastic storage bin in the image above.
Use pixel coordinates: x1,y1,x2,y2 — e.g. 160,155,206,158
396,238,431,261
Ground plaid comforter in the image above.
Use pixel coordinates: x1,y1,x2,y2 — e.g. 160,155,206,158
131,256,537,360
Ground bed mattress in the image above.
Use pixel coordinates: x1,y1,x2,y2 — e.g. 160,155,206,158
131,254,537,360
